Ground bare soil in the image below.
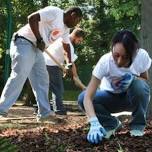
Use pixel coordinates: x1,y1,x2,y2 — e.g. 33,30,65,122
0,104,152,152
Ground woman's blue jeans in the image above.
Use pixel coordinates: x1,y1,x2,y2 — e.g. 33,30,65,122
78,78,150,131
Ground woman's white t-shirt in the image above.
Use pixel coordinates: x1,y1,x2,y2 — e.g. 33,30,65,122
93,48,151,93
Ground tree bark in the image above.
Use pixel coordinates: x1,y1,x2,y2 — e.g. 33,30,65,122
141,0,152,118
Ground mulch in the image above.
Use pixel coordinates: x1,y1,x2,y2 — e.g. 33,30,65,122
0,105,152,152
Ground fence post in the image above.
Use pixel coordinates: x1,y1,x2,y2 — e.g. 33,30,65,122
4,0,13,84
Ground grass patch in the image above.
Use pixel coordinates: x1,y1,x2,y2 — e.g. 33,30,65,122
63,90,81,101
0,137,18,152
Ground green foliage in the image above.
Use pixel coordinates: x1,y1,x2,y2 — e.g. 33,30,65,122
0,1,7,52
0,0,141,92
0,137,18,152
105,0,140,19
0,48,4,59
104,0,141,33
12,0,40,30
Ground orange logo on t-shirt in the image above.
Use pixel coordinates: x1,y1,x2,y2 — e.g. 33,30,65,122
52,30,60,36
49,29,62,42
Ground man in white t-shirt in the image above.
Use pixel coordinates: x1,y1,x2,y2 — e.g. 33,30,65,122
0,6,82,123
43,28,86,115
78,30,151,144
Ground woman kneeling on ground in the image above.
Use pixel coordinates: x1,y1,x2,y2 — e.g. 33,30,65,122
78,30,152,144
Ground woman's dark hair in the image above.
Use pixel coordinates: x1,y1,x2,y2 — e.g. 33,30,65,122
112,30,139,64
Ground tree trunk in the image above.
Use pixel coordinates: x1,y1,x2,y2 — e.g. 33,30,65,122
141,0,152,118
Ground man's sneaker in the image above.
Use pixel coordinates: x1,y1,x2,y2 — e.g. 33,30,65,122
105,120,122,139
0,112,7,119
37,113,62,124
130,129,144,137
55,110,67,115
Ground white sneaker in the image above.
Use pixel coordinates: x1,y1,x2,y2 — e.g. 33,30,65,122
0,115,6,118
130,129,144,137
105,120,122,139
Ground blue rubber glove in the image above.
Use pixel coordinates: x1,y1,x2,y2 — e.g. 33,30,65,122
87,117,107,144
119,73,134,91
